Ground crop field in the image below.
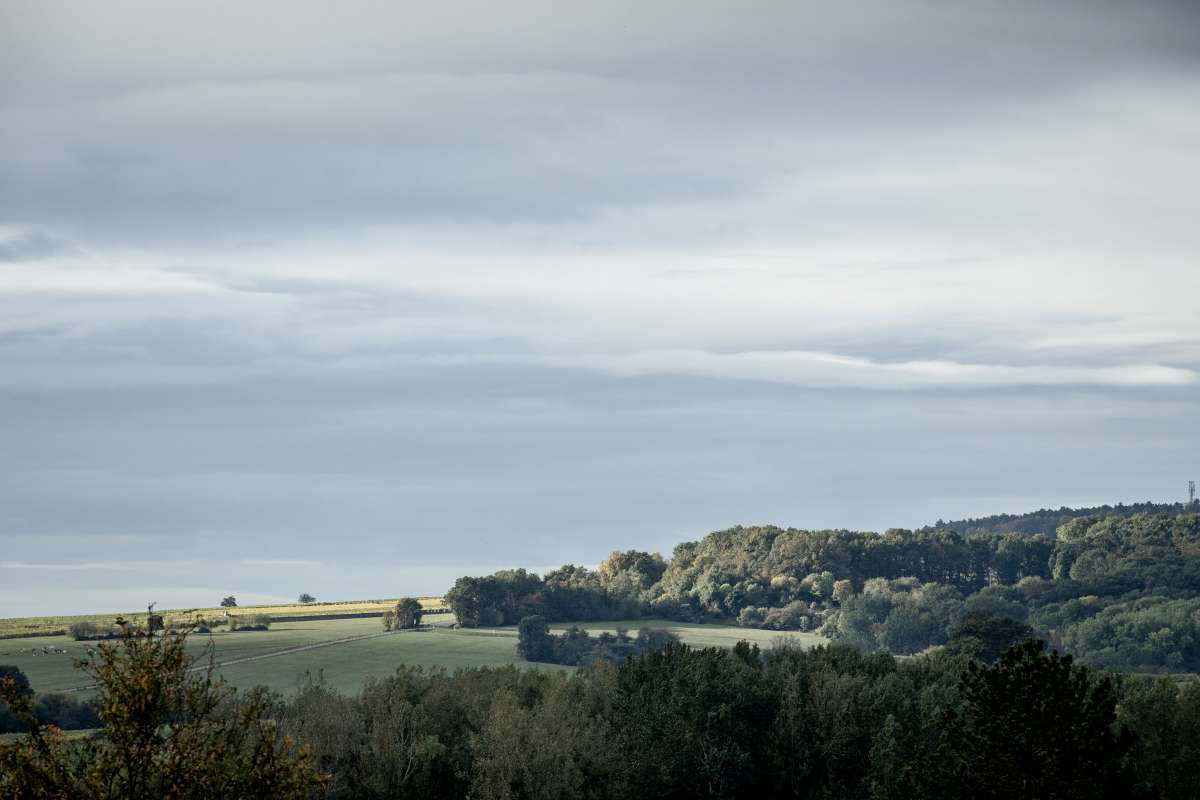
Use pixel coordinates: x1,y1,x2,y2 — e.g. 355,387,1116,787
0,597,447,639
1,615,828,697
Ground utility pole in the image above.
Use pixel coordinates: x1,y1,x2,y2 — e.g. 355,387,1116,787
1190,480,1196,506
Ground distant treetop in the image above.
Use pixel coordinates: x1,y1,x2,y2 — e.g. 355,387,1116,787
924,501,1190,537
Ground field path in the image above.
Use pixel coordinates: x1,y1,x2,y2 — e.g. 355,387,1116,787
60,627,422,693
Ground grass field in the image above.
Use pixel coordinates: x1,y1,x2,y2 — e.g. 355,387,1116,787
1,616,828,696
0,597,447,639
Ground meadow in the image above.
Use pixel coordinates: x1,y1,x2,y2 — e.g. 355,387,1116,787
1,615,827,696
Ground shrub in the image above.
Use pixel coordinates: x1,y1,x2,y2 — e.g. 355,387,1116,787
69,621,101,640
32,693,102,731
230,614,271,632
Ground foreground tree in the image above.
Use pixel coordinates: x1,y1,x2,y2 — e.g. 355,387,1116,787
944,639,1136,800
0,616,324,800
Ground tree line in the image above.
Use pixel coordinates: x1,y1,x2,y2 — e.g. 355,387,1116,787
927,500,1196,537
445,511,1200,671
515,617,678,666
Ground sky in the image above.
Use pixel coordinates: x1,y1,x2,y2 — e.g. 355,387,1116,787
1,0,1199,616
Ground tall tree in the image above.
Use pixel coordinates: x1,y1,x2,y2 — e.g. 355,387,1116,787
944,640,1136,800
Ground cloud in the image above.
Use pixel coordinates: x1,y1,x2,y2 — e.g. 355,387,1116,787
2,0,1199,616
0,227,67,262
0,561,132,570
514,349,1200,389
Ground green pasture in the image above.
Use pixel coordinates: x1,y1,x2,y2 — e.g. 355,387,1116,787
2,616,827,697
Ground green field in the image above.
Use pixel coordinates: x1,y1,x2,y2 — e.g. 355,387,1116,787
1,616,827,696
0,597,447,639
534,619,826,650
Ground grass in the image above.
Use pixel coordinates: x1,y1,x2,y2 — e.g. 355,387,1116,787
0,617,398,693
536,619,827,650
2,616,829,697
0,597,447,639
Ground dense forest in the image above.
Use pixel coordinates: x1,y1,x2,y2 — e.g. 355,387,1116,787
276,640,1200,800
446,508,1200,672
5,627,1199,799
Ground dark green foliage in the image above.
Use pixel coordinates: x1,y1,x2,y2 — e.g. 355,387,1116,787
1,671,101,733
279,665,615,800
944,640,1136,800
220,595,238,607
262,638,1200,800
517,617,680,666
0,665,31,698
928,501,1189,537
517,615,555,662
947,611,1034,662
450,510,1200,671
29,692,102,730
610,642,774,799
446,558,656,628
0,665,32,733
1117,677,1200,800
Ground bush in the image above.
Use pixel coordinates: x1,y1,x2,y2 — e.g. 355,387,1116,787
230,614,271,632
69,621,120,641
32,693,102,731
69,621,101,640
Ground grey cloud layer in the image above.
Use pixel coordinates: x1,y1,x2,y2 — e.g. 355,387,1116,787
1,1,1198,613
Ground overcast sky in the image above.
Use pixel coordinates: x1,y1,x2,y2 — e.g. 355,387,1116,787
2,1,1199,616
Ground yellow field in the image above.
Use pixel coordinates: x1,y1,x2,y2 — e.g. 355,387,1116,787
0,597,447,639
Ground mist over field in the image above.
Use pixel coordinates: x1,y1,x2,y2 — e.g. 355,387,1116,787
3,0,1200,615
